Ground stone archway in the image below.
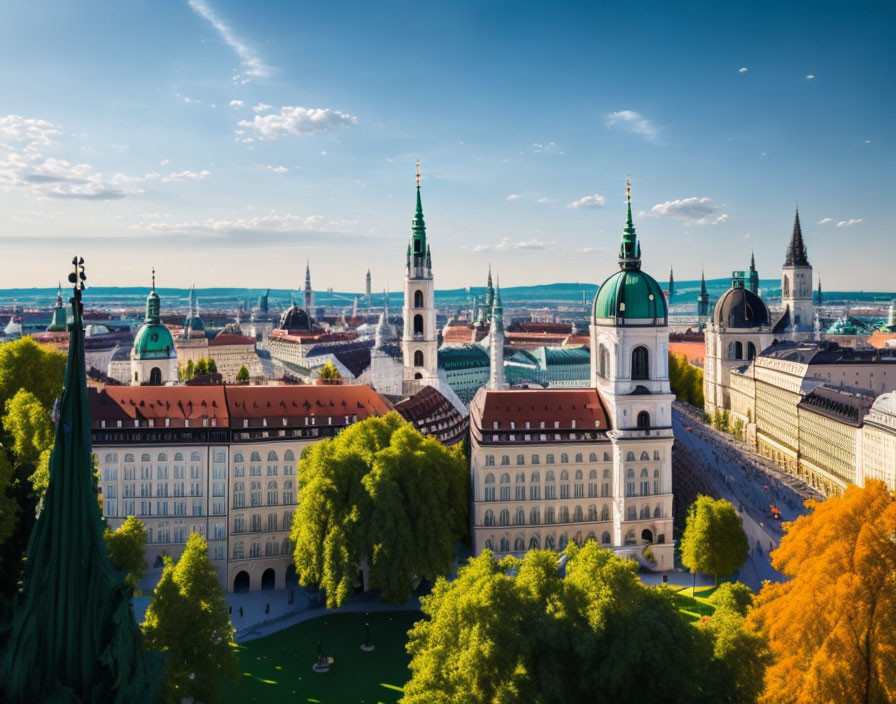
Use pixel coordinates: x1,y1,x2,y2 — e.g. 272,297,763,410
233,570,250,593
261,568,275,590
641,528,654,544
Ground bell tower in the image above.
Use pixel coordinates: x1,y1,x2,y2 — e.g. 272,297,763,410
781,208,813,332
402,161,438,392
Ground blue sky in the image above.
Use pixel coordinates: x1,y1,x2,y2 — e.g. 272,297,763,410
0,0,892,293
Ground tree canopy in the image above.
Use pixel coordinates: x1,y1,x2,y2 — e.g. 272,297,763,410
318,360,341,381
104,516,148,593
403,543,766,704
668,352,704,407
142,532,239,704
681,495,749,583
290,412,467,608
0,337,66,413
236,365,250,383
747,480,896,704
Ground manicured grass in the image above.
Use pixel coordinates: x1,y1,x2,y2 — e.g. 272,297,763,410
668,584,719,623
223,610,422,704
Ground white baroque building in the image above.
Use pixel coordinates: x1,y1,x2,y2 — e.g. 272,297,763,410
469,180,674,570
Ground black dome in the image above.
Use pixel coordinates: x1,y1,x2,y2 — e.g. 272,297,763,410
712,287,770,328
279,304,313,332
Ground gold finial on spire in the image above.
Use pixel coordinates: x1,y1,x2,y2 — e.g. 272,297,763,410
626,175,631,204
416,159,421,188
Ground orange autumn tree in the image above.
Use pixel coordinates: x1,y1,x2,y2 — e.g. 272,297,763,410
747,480,896,704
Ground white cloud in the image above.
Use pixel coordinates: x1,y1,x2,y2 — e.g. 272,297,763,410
473,237,559,252
806,74,815,80
506,193,522,201
648,197,728,225
160,169,211,182
576,247,607,254
237,106,357,141
160,159,170,166
0,115,61,146
252,102,272,113
738,67,748,73
566,193,607,209
836,218,862,227
131,211,355,237
186,0,270,80
531,141,557,153
229,99,244,108
605,110,658,142
818,217,832,224
264,164,288,174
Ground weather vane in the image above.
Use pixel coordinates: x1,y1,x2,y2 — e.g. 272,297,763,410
68,256,86,314
416,159,421,188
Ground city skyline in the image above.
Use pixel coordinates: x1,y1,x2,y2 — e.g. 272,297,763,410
0,1,892,290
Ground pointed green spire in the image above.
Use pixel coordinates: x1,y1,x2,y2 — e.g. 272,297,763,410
145,267,161,323
618,177,641,270
410,160,427,257
491,278,504,334
0,258,164,702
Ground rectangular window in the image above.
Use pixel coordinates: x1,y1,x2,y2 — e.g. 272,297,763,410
173,527,185,543
588,483,597,498
574,485,584,499
192,501,202,516
499,487,510,501
601,483,610,498
484,487,495,501
560,485,570,499
105,500,117,516
213,522,225,540
545,486,556,499
174,501,186,516
212,482,225,497
214,547,224,561
515,487,525,501
530,486,540,500
158,501,168,516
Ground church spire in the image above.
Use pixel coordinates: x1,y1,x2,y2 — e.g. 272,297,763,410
488,277,506,389
304,260,313,311
618,177,641,270
410,160,427,261
748,250,760,294
145,268,161,324
784,208,810,266
0,258,164,701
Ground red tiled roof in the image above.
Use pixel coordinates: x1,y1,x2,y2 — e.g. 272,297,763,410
88,384,392,429
469,387,611,432
89,386,228,427
210,333,256,347
394,385,468,446
512,322,572,334
269,329,357,344
442,325,488,344
223,384,391,428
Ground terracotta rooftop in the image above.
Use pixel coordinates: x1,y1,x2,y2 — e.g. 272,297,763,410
210,333,256,346
223,384,391,428
469,387,612,434
394,385,468,446
269,329,357,344
89,386,228,427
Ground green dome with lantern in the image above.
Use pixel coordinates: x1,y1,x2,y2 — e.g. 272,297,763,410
591,180,668,326
133,271,175,359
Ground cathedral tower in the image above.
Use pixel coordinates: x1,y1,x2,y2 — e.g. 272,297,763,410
304,261,314,312
748,252,760,295
402,161,438,391
781,209,813,331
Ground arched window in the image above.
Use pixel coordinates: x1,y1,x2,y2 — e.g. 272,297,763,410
500,473,510,500
589,452,598,462
234,515,245,533
530,472,540,484
174,452,184,462
653,469,660,494
484,473,495,501
747,342,757,360
626,468,635,496
559,507,569,523
104,453,117,464
588,505,597,521
729,341,743,360
575,470,583,481
141,453,151,463
515,508,525,525
560,470,569,481
559,534,568,549
484,538,494,551
624,529,636,545
233,482,245,508
603,452,611,461
530,508,540,525
601,531,612,544
267,451,278,462
545,471,555,483
414,290,424,308
516,454,525,465
516,473,525,484
250,451,261,462
529,536,540,550
640,451,650,461
501,455,510,466
560,453,569,464
589,470,597,480
601,504,610,521
414,350,424,367
149,367,162,386
284,449,295,462
626,451,635,462
484,510,495,526
653,450,660,461
627,506,637,520
598,345,610,379
545,535,555,550
124,453,135,463
575,453,583,463
631,346,649,380
267,481,279,505
783,277,789,297
268,513,278,531
640,468,650,495
499,537,509,552
545,507,555,524
640,504,651,519
413,314,423,335
573,506,583,522
499,509,510,526
654,504,662,518
546,454,555,464
514,537,525,551
637,412,650,429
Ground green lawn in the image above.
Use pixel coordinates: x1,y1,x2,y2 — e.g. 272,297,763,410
223,610,422,704
669,584,719,623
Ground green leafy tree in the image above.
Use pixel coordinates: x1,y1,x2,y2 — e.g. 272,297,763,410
3,390,54,468
142,532,239,703
318,360,341,382
403,543,753,704
184,359,195,381
0,451,18,546
193,358,208,376
681,496,749,585
236,365,249,383
103,516,147,593
291,412,467,608
0,337,66,412
207,358,217,373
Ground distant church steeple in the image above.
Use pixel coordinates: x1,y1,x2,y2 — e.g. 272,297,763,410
304,260,313,312
748,252,760,295
488,279,506,390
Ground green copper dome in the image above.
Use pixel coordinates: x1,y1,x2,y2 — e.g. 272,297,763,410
592,270,667,323
591,179,668,326
133,323,174,359
133,272,175,359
